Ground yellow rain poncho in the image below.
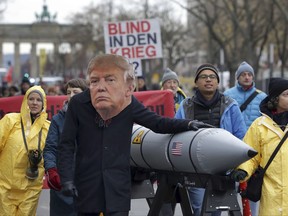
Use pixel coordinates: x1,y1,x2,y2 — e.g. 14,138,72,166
238,114,288,216
0,86,50,215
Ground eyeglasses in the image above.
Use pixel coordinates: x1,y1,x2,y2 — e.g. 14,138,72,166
198,74,217,80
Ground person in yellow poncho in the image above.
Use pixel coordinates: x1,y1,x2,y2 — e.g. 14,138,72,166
0,85,50,215
231,78,288,216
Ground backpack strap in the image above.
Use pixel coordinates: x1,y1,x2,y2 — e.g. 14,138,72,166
240,90,259,112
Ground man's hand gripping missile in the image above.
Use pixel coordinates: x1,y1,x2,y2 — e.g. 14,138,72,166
188,120,215,131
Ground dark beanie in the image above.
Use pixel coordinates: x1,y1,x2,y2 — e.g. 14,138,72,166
194,63,220,83
22,76,31,85
268,78,288,99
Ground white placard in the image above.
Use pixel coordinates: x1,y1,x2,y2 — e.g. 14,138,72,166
104,18,162,60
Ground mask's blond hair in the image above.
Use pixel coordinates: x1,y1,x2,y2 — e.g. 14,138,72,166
87,54,136,87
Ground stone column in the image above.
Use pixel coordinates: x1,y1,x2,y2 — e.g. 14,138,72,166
0,42,3,67
30,42,38,78
14,42,21,84
53,42,60,75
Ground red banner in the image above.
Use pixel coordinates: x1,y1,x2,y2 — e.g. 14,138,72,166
0,90,175,120
0,90,174,190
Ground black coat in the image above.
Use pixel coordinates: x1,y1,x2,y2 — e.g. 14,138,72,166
58,90,191,213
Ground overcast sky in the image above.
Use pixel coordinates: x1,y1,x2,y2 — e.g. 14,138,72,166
1,0,96,53
1,0,92,24
1,0,185,53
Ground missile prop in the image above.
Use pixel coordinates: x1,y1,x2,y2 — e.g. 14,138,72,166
130,124,257,175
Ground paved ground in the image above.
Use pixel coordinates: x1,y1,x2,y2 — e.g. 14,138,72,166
36,189,241,216
36,189,184,216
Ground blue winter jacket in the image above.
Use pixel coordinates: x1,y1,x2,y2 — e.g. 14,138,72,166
175,95,246,140
224,82,267,128
44,109,65,170
43,105,76,216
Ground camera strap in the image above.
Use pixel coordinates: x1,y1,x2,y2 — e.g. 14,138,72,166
21,119,43,153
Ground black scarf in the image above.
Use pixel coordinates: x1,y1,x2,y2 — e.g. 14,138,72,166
195,89,221,108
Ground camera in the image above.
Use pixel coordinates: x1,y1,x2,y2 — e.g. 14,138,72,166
26,149,42,180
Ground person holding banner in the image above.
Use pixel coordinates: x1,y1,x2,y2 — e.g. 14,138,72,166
18,76,32,95
136,76,148,91
43,78,88,216
161,68,187,112
57,54,212,216
0,85,50,215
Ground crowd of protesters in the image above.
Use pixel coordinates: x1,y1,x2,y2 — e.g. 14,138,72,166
0,55,288,216
0,76,66,97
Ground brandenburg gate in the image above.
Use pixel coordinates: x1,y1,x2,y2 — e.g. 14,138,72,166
0,3,88,83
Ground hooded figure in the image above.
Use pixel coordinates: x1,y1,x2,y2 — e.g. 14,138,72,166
0,85,50,215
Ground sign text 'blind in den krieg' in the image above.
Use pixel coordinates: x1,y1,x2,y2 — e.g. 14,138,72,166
103,19,162,76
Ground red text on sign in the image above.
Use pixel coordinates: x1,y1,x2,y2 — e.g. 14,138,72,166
108,20,151,35
110,45,156,59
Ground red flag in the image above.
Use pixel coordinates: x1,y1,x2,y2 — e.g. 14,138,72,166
4,66,13,84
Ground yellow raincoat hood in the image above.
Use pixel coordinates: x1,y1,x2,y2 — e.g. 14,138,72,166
20,85,48,138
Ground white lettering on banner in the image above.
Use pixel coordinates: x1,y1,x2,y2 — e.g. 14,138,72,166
104,19,163,60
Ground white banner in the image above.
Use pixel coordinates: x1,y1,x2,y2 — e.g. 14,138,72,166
104,19,162,60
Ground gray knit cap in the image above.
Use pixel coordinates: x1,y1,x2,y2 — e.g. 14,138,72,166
235,61,254,79
161,68,179,85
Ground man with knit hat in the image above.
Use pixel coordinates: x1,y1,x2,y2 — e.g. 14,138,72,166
175,63,246,216
231,77,288,215
224,61,267,128
161,68,186,112
224,62,267,216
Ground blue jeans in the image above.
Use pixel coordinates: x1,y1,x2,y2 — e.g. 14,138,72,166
188,187,221,216
188,187,205,216
249,200,259,216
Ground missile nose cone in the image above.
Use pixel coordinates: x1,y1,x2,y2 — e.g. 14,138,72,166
248,149,258,158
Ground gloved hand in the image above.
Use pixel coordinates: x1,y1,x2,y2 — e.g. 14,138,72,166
231,169,248,182
61,181,78,197
46,167,61,191
188,120,215,131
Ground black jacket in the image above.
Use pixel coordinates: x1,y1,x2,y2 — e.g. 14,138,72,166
58,89,191,212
